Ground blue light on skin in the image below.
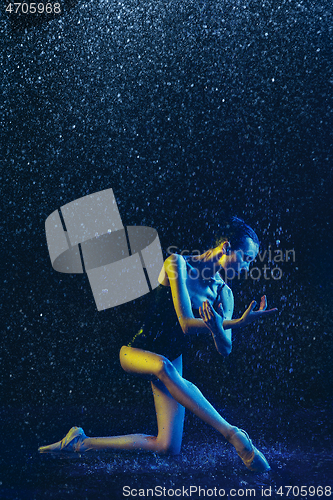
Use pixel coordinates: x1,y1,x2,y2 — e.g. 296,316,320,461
218,238,259,278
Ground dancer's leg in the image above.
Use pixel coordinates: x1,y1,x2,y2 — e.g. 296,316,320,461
39,347,250,457
80,355,185,454
79,354,185,454
39,353,185,454
150,355,185,455
120,347,252,456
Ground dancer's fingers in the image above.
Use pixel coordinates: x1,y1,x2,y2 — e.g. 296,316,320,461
203,300,213,319
200,304,208,321
262,307,278,315
199,306,204,319
259,295,267,311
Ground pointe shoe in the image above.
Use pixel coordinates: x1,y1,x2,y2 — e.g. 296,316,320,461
38,426,88,453
234,429,271,473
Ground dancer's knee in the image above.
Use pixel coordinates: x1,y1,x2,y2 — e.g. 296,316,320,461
155,436,182,456
156,357,178,381
119,346,171,379
119,346,131,371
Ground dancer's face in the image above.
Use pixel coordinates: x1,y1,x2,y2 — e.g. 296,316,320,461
219,238,258,277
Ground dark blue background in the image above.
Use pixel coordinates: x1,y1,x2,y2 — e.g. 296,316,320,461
1,0,332,497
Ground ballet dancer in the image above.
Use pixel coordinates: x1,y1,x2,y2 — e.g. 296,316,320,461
39,217,277,472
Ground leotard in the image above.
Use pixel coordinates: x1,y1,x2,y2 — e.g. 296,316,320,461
128,283,191,360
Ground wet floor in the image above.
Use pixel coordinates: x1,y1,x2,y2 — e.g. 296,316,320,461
1,404,332,500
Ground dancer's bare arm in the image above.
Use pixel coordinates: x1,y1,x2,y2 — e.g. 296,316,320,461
199,300,232,356
199,286,277,355
164,254,222,336
222,295,278,330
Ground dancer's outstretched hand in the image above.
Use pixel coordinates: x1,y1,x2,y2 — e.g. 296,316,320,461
240,296,278,327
